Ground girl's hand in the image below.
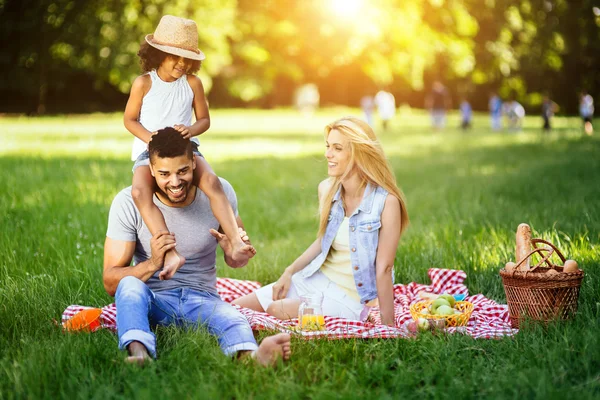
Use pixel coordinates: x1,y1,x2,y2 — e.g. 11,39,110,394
173,124,191,139
143,131,158,145
147,131,158,144
272,270,293,300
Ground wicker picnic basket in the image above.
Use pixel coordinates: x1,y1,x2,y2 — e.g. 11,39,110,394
499,238,584,328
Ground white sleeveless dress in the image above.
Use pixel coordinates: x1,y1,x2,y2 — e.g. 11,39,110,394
131,70,199,161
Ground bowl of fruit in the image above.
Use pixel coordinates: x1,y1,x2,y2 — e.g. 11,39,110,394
409,294,474,328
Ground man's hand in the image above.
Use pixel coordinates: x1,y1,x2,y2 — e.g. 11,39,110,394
149,231,176,272
173,124,191,140
209,227,256,268
272,270,293,300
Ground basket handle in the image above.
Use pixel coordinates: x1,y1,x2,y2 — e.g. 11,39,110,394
511,238,567,275
531,238,567,263
513,246,554,273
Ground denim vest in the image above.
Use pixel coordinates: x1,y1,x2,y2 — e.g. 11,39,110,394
300,183,389,304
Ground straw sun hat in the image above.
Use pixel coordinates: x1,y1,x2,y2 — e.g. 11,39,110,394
145,15,205,61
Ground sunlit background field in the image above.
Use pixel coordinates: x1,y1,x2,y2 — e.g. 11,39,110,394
1,110,599,399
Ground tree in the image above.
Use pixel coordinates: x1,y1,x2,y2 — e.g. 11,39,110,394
0,0,235,113
1,0,598,112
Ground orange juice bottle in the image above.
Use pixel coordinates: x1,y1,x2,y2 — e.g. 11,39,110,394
300,314,326,331
298,293,325,331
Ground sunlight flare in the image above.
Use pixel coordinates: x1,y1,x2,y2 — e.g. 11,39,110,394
329,0,363,18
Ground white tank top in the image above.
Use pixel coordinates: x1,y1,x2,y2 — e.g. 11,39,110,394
320,217,378,306
131,70,199,160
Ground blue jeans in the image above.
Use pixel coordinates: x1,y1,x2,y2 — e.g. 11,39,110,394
115,276,258,358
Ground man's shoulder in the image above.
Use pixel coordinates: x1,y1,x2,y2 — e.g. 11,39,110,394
216,177,237,211
110,186,139,217
106,186,140,241
218,177,234,194
112,186,134,205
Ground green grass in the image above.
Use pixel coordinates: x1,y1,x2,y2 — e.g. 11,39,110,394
1,109,599,399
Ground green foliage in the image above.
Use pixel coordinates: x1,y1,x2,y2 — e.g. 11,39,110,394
229,0,480,95
0,111,599,398
0,0,235,111
1,1,599,112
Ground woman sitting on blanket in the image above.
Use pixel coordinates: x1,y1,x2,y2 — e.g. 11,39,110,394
233,116,409,326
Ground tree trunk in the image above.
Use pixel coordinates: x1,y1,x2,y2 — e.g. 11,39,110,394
36,0,48,115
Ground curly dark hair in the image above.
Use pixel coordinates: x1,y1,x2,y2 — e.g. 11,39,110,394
137,42,202,74
148,127,193,162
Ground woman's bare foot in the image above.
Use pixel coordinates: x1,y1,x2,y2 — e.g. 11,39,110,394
159,249,186,280
254,333,291,367
125,341,153,366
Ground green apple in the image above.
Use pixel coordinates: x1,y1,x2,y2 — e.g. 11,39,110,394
438,294,456,308
435,305,454,316
430,298,451,314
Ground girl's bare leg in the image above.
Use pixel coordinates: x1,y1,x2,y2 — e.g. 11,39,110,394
194,155,256,262
132,166,184,279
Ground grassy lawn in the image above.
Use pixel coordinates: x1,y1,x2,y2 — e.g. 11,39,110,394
0,109,599,399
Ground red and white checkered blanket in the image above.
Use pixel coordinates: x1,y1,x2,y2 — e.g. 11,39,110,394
62,268,517,339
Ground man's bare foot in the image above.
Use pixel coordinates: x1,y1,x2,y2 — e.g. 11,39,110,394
254,333,291,367
159,249,185,280
231,240,256,263
125,341,153,366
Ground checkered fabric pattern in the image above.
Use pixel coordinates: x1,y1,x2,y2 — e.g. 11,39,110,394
62,268,517,339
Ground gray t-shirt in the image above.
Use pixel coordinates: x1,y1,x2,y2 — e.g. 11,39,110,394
106,178,238,294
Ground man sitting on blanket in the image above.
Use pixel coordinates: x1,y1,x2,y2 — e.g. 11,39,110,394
103,127,291,366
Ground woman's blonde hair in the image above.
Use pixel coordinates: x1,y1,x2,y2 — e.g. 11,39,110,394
318,116,409,238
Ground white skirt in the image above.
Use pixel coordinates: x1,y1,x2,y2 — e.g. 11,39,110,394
254,270,370,321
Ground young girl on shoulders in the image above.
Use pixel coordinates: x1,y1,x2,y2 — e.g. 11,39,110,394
234,117,409,326
124,15,255,279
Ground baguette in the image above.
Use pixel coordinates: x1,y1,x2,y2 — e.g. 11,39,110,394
515,223,532,271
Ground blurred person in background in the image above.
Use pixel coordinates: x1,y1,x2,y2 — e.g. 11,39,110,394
489,92,503,131
579,91,594,135
503,95,525,132
425,81,451,131
295,83,320,117
541,94,559,132
360,95,376,127
459,97,472,130
374,89,396,131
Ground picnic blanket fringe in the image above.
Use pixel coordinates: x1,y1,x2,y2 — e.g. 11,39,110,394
62,268,517,339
